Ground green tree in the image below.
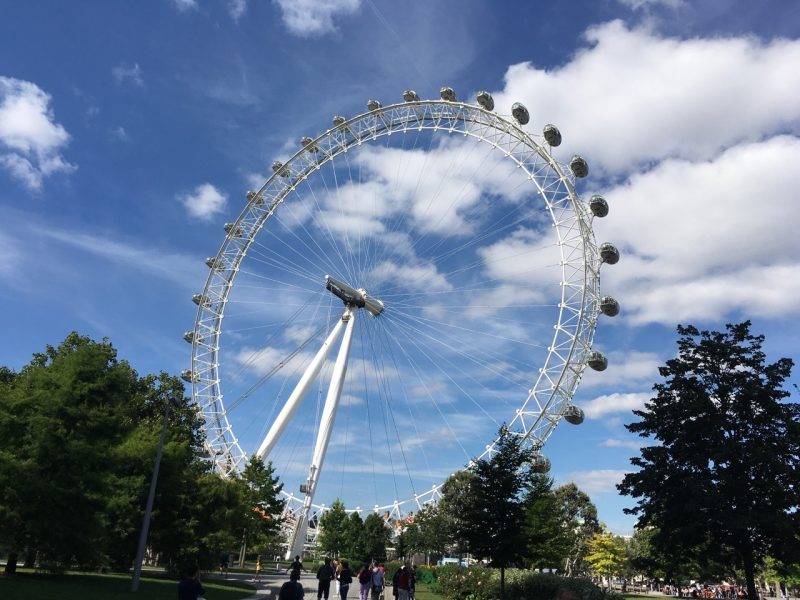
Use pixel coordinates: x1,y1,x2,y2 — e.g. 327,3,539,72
363,513,390,563
618,321,800,600
318,499,349,557
239,456,286,556
454,426,535,598
552,482,600,576
585,532,627,587
403,504,448,563
523,474,566,570
0,333,138,571
437,470,476,555
343,511,366,560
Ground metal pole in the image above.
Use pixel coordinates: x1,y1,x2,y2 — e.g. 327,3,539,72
131,400,174,592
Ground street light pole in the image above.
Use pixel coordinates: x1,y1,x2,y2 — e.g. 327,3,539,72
131,397,179,592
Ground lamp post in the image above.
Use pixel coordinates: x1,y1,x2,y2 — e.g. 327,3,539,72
131,396,180,592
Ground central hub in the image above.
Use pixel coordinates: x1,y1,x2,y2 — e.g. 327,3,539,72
325,275,384,317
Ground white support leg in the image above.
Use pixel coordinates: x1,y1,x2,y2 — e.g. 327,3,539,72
286,308,356,559
256,317,347,460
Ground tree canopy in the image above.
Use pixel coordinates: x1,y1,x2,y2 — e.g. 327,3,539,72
0,332,286,574
618,321,800,600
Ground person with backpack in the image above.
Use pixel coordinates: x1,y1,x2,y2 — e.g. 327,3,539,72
317,557,335,600
357,562,373,600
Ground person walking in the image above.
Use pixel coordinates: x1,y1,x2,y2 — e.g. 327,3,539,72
254,555,263,583
370,563,385,600
357,562,373,600
317,557,335,600
290,555,307,580
338,560,353,600
396,564,410,600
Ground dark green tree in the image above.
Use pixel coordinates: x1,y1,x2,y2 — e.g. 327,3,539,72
403,504,448,563
437,470,477,554
552,482,601,576
318,499,349,557
343,511,366,560
455,426,535,597
239,455,286,556
618,321,800,600
0,333,138,571
523,474,566,570
363,512,390,563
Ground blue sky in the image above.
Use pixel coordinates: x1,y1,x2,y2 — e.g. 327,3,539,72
2,0,799,535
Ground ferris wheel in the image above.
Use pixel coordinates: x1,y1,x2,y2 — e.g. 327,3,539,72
183,87,620,558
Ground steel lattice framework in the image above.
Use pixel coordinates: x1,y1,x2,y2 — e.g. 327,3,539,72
187,97,614,524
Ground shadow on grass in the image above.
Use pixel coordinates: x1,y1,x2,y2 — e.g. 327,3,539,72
0,570,255,600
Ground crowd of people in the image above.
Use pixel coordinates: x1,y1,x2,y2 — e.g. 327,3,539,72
277,555,416,600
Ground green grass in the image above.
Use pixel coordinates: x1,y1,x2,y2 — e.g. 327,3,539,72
0,570,256,600
415,582,444,600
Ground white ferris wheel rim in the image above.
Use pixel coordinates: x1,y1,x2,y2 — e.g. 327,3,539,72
188,96,606,517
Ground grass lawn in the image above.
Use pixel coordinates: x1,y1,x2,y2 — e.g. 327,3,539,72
415,582,444,600
0,570,255,600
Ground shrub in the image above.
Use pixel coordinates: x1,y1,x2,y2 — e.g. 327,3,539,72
415,565,436,585
434,568,623,600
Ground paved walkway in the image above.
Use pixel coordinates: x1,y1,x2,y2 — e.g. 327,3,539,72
209,566,324,600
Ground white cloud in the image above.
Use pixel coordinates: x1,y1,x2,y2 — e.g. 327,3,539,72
112,62,144,87
601,438,644,450
581,350,662,389
596,135,800,324
109,126,129,142
172,0,198,12
561,469,630,495
494,21,800,174
582,392,651,419
369,260,453,293
0,77,75,190
618,0,684,9
274,0,360,37
229,0,247,20
178,183,228,220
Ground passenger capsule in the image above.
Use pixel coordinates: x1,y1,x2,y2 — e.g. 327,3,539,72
600,296,620,317
403,89,420,102
440,86,456,102
543,124,562,147
589,195,609,217
246,190,256,201
563,405,585,425
301,136,318,152
476,91,494,111
511,102,530,125
530,454,551,473
599,242,620,265
332,115,346,126
367,99,382,111
180,369,198,383
224,222,243,236
192,293,210,307
183,331,195,343
205,256,221,269
587,350,608,372
570,155,589,178
272,161,288,177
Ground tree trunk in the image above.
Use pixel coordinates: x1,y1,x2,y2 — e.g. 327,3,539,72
742,550,758,600
4,551,18,574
